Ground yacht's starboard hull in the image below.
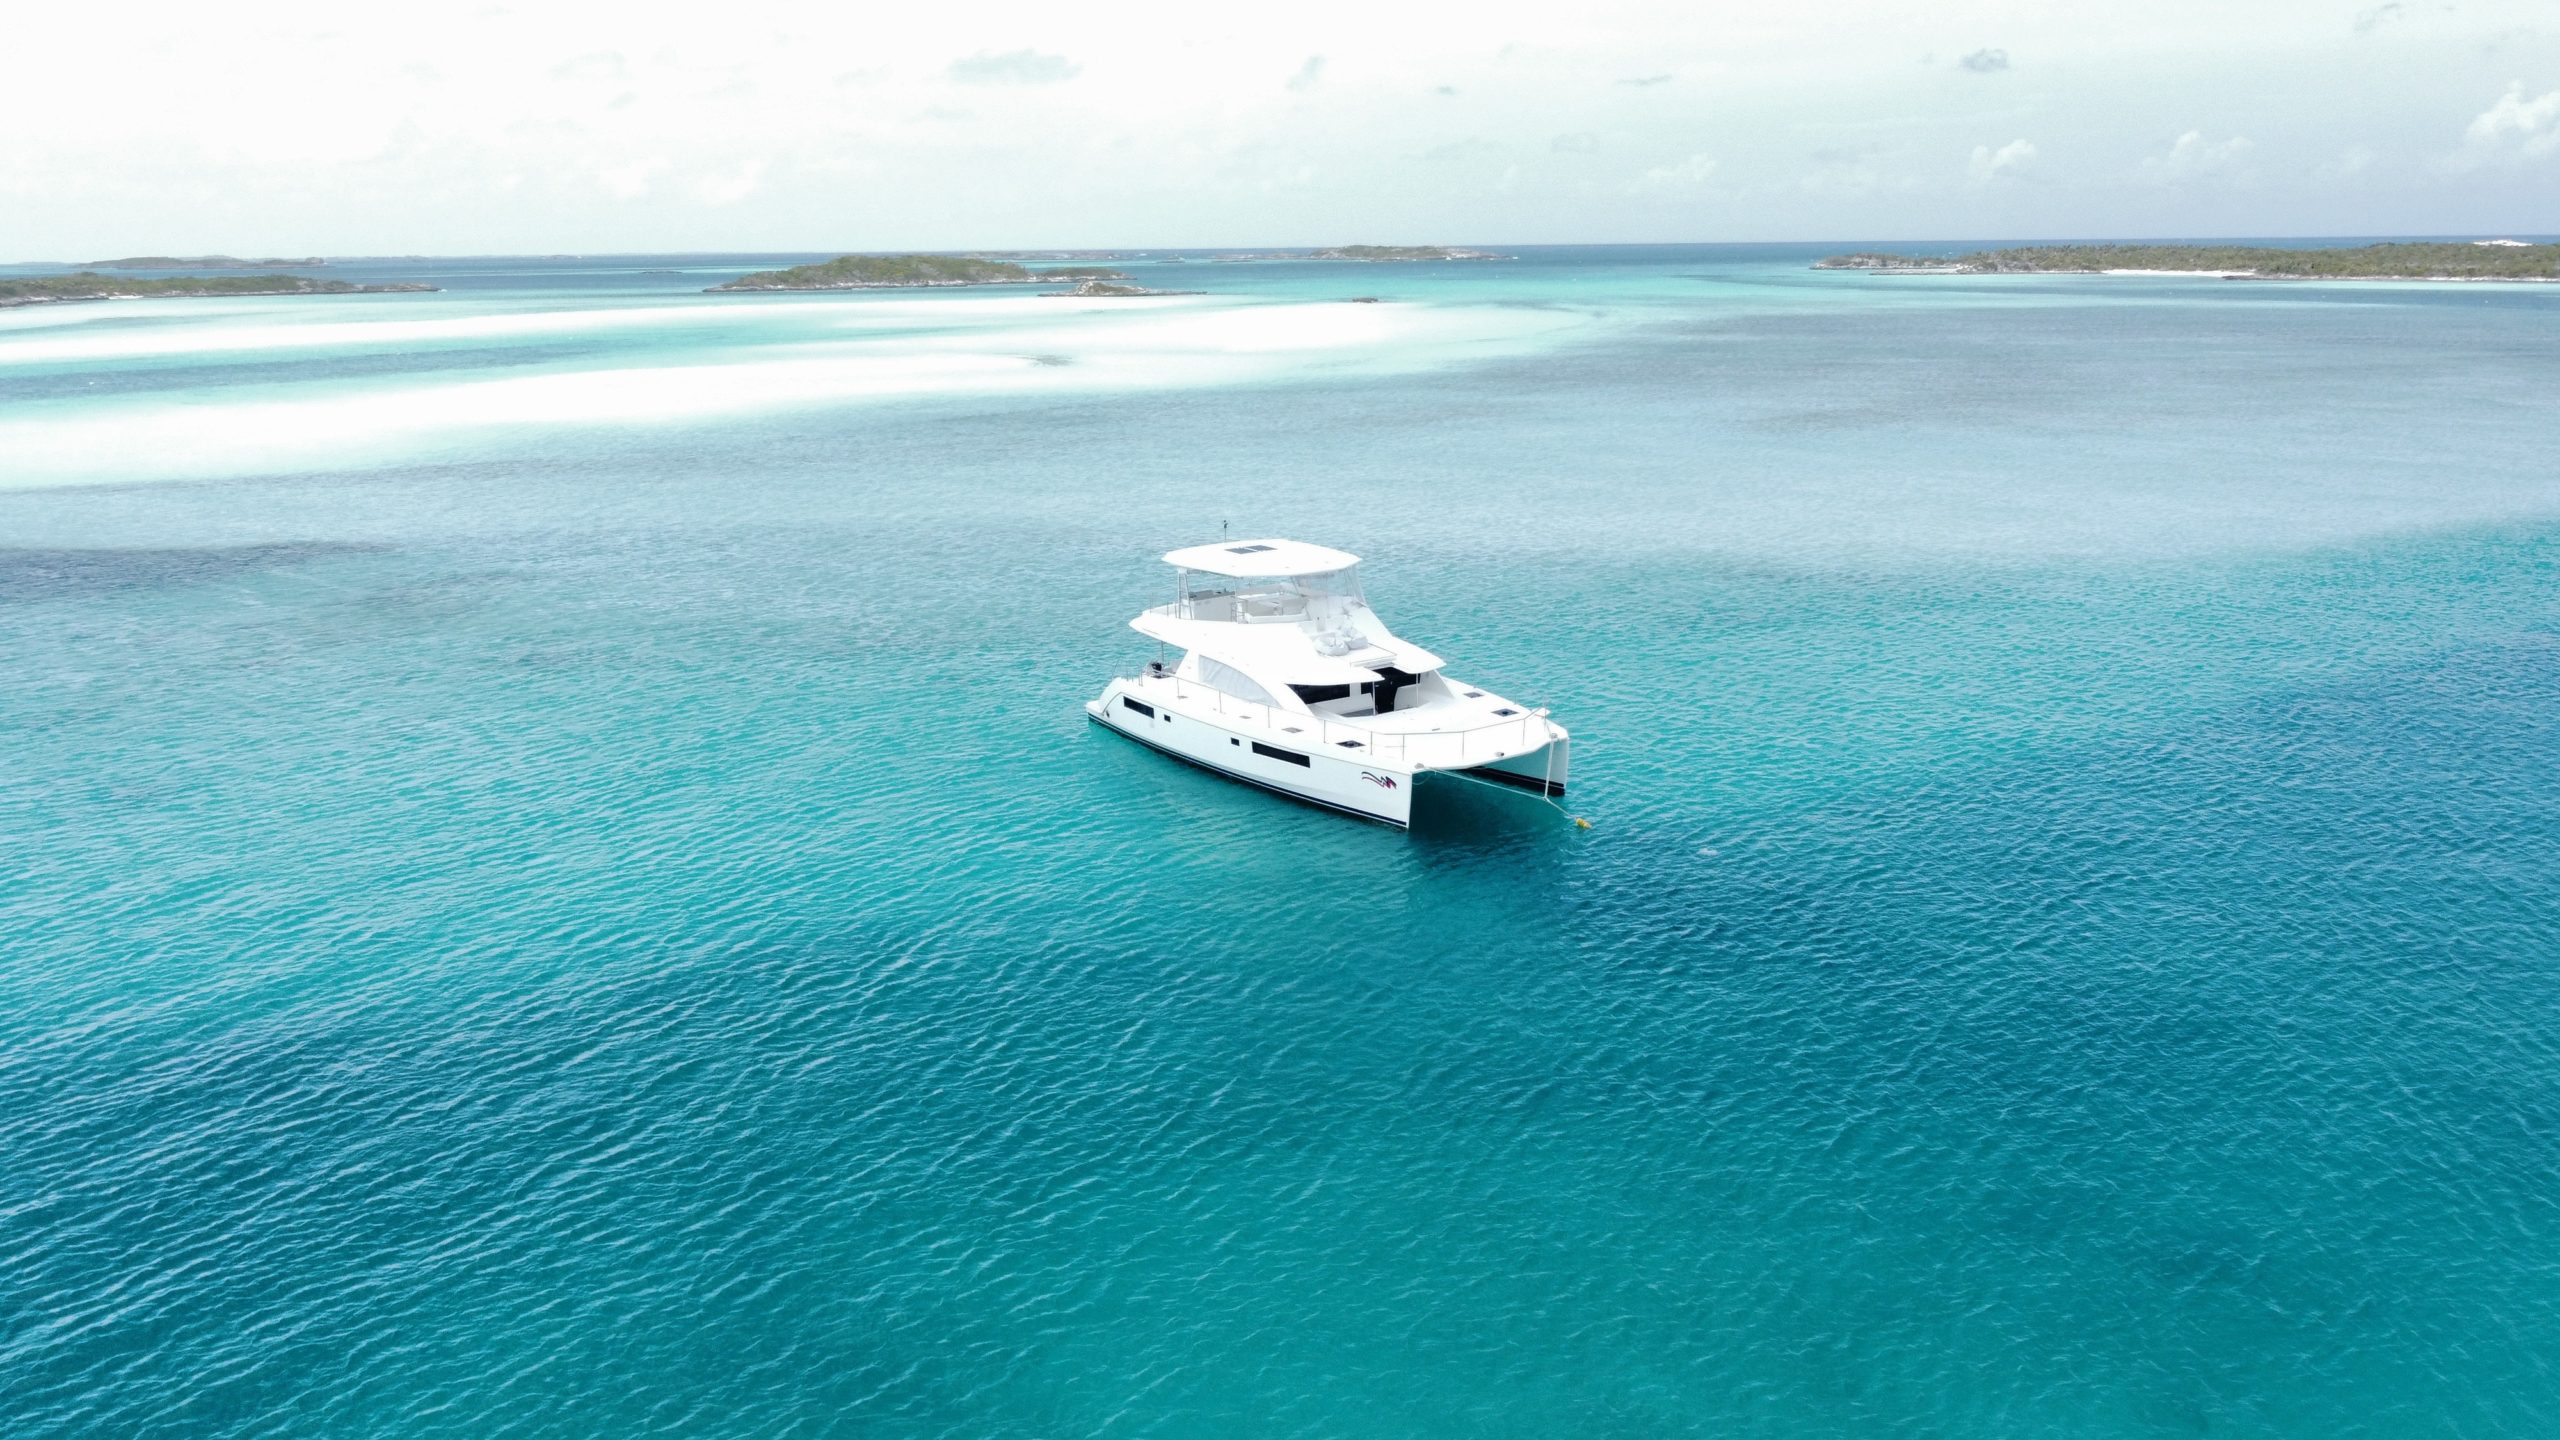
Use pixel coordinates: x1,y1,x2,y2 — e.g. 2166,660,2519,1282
1459,741,1570,797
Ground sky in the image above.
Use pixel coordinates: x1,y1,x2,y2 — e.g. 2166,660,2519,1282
3,0,2556,256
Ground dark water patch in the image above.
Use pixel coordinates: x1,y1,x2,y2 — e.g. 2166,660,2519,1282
0,928,1116,1436
0,542,389,603
1617,295,2560,438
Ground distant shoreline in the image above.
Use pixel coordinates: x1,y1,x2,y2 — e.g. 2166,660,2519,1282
86,255,330,270
0,272,436,309
1814,241,2558,283
706,247,1502,292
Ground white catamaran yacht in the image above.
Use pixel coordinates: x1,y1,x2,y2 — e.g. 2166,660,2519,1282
1086,539,1569,827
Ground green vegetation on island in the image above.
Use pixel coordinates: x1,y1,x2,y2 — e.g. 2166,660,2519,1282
1038,278,1208,298
1814,242,2556,281
708,254,1127,291
1310,245,1501,261
1046,279,1151,297
0,272,435,308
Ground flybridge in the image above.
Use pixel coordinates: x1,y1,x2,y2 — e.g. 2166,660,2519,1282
1136,550,1436,678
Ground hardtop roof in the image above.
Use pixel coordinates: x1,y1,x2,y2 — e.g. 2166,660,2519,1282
1161,538,1359,579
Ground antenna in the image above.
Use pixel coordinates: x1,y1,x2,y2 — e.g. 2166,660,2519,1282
1221,520,1229,541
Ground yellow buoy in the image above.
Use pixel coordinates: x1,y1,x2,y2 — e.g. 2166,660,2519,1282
1574,817,1592,829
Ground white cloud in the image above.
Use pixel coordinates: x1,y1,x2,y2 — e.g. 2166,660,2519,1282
599,159,662,200
2319,145,2378,179
2140,130,2253,184
1958,49,2010,74
2461,83,2560,162
1967,138,2037,185
1798,147,1891,197
1629,152,1718,195
947,50,1078,86
551,52,627,82
694,161,766,206
1286,56,1326,93
4,1,2558,254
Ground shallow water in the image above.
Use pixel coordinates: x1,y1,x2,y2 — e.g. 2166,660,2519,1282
4,246,2558,1437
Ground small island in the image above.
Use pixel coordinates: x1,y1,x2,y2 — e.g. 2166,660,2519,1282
1814,242,2556,281
1310,245,1502,262
707,254,1128,292
1043,279,1200,298
0,272,435,309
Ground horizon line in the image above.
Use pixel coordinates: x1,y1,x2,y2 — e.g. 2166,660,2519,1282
7,233,2557,268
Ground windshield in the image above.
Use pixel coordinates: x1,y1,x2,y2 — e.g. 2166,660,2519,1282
1179,567,1365,624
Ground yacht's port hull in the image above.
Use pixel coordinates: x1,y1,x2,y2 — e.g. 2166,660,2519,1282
1086,678,1571,827
1087,686,1416,827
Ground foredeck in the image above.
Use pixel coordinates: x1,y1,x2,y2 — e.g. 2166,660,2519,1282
1349,693,1537,735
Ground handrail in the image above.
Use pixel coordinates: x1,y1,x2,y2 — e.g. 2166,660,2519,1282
1125,671,1553,769
1148,598,1314,625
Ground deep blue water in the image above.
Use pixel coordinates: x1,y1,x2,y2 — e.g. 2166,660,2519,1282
3,246,2558,1437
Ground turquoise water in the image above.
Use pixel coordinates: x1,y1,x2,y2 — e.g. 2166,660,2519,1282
4,246,2559,1436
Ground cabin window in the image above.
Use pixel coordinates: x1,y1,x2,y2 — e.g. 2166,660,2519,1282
1251,742,1312,768
1197,657,1279,708
1289,681,1377,706
1121,697,1155,718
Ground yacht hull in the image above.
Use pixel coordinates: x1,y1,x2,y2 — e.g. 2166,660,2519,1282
1086,688,1415,827
1092,538,1570,830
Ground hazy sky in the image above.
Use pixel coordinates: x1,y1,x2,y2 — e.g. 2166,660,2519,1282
5,0,2556,255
